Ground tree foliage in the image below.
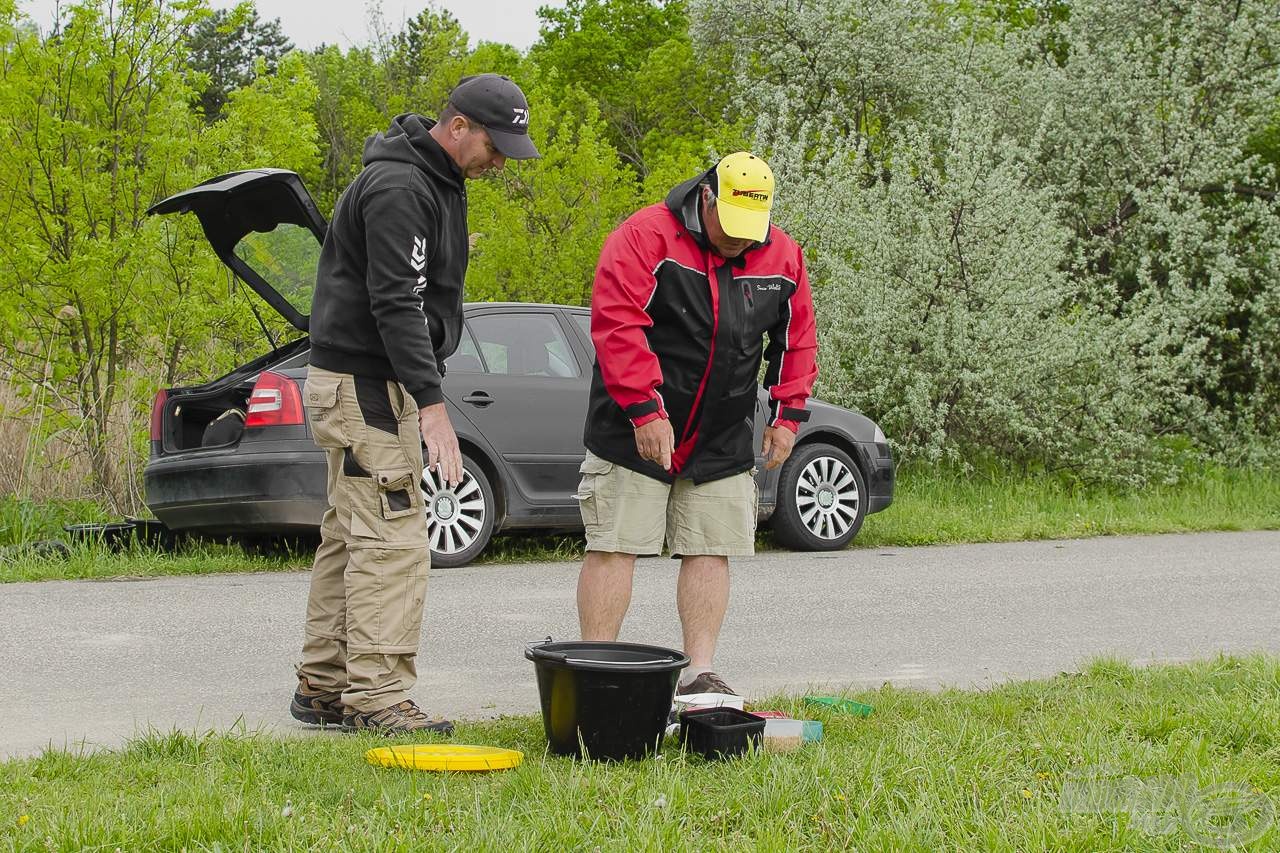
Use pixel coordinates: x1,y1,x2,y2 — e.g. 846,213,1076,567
301,8,522,214
466,88,640,306
530,0,730,176
0,0,319,506
0,0,207,504
1,0,1277,505
188,1,292,122
696,0,1280,482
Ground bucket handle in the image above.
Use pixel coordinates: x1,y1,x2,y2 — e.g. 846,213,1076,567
525,638,677,667
525,637,568,664
563,657,676,666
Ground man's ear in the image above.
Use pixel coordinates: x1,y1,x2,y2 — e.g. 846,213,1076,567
449,115,469,139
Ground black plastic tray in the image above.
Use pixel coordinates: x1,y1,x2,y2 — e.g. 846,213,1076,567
678,706,765,759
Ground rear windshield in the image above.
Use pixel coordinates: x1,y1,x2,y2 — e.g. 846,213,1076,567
234,222,318,321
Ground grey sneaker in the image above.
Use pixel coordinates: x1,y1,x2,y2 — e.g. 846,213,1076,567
677,671,738,696
290,675,345,726
342,700,454,736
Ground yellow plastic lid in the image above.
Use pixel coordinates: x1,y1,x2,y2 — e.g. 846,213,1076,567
365,744,524,772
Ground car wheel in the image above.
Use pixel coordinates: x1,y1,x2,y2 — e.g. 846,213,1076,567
770,442,867,551
421,453,495,568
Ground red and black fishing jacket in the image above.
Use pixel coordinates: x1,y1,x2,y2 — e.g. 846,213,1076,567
584,169,818,484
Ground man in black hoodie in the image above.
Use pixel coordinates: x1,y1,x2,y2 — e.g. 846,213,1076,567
290,74,540,735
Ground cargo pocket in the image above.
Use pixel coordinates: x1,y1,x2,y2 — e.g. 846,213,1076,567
574,455,614,527
344,541,429,652
304,374,346,449
402,558,429,635
376,468,420,520
376,544,429,640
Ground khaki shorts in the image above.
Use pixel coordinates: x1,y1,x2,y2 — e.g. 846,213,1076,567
576,451,757,557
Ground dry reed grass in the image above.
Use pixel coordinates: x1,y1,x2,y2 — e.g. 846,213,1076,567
0,376,153,514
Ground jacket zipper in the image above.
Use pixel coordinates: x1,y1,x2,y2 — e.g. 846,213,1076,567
677,251,722,449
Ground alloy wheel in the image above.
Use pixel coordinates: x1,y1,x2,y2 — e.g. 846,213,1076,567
794,454,861,541
421,465,487,556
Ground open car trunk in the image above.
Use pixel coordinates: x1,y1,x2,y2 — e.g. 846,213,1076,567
147,169,327,455
165,383,253,452
155,338,310,453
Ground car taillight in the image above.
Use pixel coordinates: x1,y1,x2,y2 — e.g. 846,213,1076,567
150,389,168,442
244,371,305,428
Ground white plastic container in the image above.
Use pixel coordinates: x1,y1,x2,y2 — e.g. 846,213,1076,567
672,692,745,713
763,718,803,752
762,718,823,752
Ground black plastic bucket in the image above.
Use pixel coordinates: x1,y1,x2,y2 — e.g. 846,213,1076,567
525,640,689,761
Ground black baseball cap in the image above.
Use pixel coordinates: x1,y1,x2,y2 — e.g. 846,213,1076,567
447,74,541,160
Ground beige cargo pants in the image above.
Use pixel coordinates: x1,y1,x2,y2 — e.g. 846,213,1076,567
297,366,430,713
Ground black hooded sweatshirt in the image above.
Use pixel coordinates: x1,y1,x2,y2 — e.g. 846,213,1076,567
309,113,468,408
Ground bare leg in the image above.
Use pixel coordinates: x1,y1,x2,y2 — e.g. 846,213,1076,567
677,555,729,671
577,550,637,641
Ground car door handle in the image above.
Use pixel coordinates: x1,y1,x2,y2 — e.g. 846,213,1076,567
462,391,494,407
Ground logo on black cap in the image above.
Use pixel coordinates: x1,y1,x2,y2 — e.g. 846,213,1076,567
448,74,541,160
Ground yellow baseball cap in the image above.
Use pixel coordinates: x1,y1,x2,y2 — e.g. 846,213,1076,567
714,152,775,241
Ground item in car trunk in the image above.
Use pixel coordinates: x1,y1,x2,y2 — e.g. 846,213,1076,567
201,408,246,447
156,386,253,451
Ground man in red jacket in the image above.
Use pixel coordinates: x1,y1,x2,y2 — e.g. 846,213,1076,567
576,152,818,696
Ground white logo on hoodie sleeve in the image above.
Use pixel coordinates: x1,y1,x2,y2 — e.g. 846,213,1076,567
410,235,428,324
410,235,427,272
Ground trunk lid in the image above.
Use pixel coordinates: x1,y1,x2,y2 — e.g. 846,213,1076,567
148,168,327,331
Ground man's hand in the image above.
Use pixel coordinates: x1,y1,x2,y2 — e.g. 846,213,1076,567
634,417,674,471
419,402,462,487
761,425,796,470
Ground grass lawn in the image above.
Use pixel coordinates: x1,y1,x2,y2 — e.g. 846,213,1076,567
1,656,1276,850
2,464,1277,583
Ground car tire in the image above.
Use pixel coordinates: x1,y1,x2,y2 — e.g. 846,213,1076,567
421,452,495,568
770,442,867,551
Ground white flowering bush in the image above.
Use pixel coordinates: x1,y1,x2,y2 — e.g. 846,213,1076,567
693,0,1280,483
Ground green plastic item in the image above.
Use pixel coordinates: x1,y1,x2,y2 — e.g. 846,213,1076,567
803,696,874,716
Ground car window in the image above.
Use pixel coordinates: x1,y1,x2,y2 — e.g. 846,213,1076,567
233,223,318,321
445,326,485,373
569,312,594,358
468,313,579,377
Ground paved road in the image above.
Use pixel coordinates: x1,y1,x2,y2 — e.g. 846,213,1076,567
3,531,1277,759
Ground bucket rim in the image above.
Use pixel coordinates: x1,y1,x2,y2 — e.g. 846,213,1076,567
525,639,690,673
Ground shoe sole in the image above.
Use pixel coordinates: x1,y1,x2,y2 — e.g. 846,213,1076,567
340,720,455,736
675,690,739,698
